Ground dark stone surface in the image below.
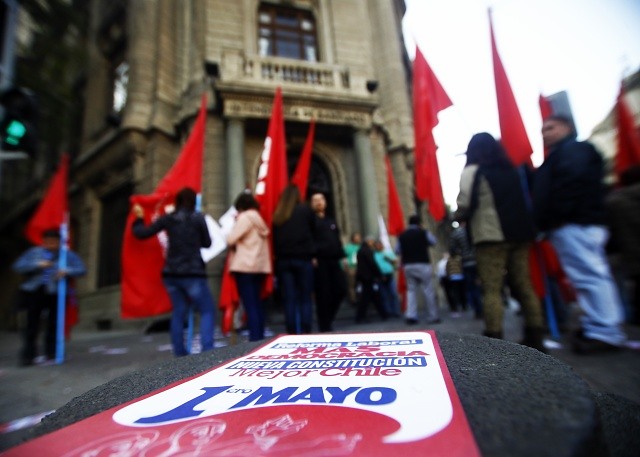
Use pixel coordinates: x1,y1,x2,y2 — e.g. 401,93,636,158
28,332,607,456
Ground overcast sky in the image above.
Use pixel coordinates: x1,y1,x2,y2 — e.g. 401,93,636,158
402,0,640,207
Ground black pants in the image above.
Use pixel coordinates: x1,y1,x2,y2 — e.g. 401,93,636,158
355,280,387,323
21,287,57,363
314,259,347,332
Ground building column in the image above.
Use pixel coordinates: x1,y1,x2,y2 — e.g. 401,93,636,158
353,128,381,237
225,117,246,206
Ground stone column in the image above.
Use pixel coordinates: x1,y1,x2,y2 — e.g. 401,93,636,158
225,117,246,206
353,128,381,237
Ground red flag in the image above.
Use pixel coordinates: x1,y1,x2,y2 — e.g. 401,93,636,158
412,46,452,221
25,154,69,245
385,156,405,236
615,85,640,179
255,87,288,227
291,119,316,201
120,94,208,319
539,94,554,158
218,257,240,335
489,11,533,166
254,88,288,298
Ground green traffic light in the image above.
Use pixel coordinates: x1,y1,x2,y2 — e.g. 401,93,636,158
5,119,26,145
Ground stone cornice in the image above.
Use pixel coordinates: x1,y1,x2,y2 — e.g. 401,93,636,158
220,92,374,128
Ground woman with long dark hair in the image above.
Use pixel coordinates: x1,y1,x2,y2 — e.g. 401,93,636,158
132,187,215,356
226,191,271,341
455,133,545,351
272,184,316,334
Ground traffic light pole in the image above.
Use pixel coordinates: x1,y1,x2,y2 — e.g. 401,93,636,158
0,149,27,197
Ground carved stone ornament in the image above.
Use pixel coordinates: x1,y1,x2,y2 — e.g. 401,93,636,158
223,98,372,128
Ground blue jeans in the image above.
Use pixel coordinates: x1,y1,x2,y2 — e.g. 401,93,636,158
277,259,314,334
234,272,266,341
163,277,215,356
550,225,627,345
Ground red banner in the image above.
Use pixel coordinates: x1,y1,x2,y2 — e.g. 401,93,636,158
120,94,207,319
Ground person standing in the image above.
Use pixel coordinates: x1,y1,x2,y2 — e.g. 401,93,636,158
533,115,627,353
606,165,640,326
132,187,215,357
226,191,271,342
343,232,361,305
397,215,440,325
455,133,545,352
450,222,483,318
355,236,387,323
13,229,86,366
310,192,347,332
272,185,316,334
374,239,400,317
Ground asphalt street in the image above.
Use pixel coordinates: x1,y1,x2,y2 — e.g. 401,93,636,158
1,302,639,453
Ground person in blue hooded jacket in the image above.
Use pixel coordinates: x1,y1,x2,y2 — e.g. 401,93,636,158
13,229,86,366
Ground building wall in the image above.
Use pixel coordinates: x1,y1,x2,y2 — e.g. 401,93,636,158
3,0,417,331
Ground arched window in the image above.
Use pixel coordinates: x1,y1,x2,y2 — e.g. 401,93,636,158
258,3,318,62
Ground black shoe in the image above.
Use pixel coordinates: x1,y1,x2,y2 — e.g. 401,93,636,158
572,333,621,355
405,318,418,325
427,318,442,325
483,330,503,340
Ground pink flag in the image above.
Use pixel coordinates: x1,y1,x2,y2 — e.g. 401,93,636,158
412,46,452,221
489,10,533,166
25,154,69,245
291,119,316,201
615,84,640,179
120,94,208,319
385,156,405,236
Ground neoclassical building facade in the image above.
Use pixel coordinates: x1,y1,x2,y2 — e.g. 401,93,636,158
8,0,421,329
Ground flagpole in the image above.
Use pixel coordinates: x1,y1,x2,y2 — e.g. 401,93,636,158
55,216,69,364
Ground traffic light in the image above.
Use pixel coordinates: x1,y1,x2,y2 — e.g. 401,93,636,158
0,87,38,155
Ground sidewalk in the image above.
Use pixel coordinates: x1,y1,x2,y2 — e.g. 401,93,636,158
1,304,639,452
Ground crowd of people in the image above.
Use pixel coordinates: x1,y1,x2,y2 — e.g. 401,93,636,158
12,115,637,364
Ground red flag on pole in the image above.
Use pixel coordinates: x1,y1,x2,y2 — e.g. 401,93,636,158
120,94,208,319
255,87,288,227
24,154,69,245
615,84,640,179
253,87,288,298
412,46,452,221
539,94,554,158
385,156,405,236
489,10,533,166
291,119,316,201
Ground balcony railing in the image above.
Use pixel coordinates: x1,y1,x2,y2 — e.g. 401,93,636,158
238,54,351,91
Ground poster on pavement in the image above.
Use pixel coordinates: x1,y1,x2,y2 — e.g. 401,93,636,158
3,331,479,456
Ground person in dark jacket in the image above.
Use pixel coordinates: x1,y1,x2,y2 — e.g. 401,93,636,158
132,187,215,357
397,215,440,325
533,115,626,353
272,184,316,334
311,192,347,332
455,133,545,351
355,236,387,323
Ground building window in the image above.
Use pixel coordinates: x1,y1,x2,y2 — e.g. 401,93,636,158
98,184,132,287
258,3,318,61
112,60,128,114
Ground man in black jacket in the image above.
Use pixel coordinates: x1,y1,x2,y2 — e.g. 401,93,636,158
397,215,440,325
310,192,347,331
533,115,626,353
